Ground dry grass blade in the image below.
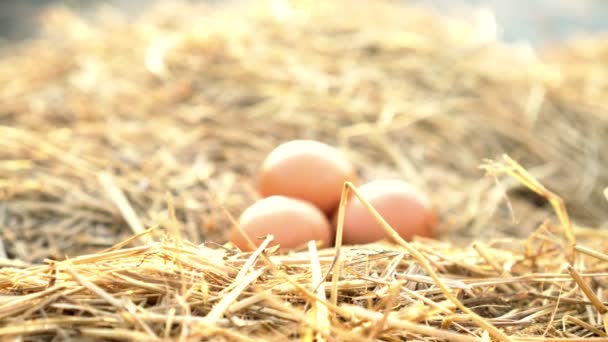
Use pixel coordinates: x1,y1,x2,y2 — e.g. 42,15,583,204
481,155,576,263
0,285,66,320
575,245,608,263
98,172,146,237
367,280,401,339
64,265,157,338
564,314,607,337
330,180,349,311
308,241,330,342
101,224,159,252
232,234,273,284
205,267,265,324
566,266,608,334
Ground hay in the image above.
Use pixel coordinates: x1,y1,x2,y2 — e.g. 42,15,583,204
0,0,607,340
2,201,608,341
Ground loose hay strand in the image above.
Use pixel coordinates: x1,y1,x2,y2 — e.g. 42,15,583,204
330,180,349,312
98,172,147,237
308,240,330,342
204,267,265,324
481,155,576,263
575,245,608,263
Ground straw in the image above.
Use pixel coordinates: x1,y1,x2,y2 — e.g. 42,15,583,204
1,0,608,340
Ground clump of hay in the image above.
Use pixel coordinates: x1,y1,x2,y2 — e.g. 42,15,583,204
2,165,608,340
0,0,607,340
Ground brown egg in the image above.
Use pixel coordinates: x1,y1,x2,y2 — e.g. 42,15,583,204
335,180,437,245
257,140,356,214
230,196,333,252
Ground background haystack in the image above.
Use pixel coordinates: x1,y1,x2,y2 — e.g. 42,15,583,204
0,0,607,340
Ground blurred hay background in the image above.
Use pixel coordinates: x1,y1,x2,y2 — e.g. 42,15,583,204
0,0,607,340
1,0,606,262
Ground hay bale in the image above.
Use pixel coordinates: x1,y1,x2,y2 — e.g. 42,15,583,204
0,1,607,340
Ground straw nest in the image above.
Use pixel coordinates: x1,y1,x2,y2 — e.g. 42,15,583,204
1,0,607,340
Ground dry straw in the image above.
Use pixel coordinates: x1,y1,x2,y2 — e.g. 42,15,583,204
1,0,608,340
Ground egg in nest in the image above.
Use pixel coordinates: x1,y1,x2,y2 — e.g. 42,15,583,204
257,140,356,214
230,195,333,251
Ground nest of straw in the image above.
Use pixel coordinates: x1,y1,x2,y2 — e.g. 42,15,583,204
1,0,607,340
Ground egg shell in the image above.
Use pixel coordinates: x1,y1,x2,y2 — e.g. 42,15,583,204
334,179,437,244
230,196,333,252
257,140,356,214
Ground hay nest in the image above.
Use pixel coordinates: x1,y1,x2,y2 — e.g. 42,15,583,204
0,0,607,340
